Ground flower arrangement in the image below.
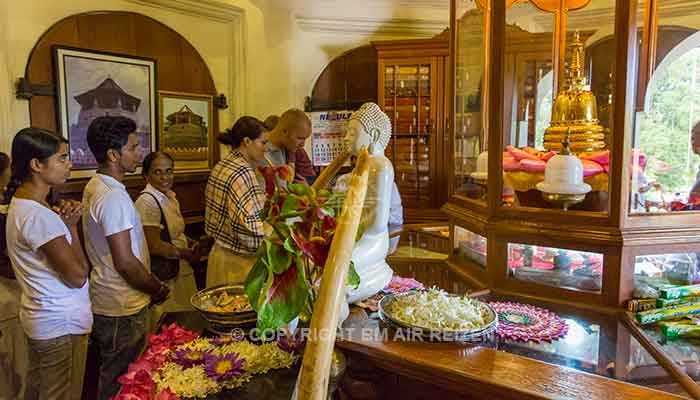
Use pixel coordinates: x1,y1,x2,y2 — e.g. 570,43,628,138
112,323,299,399
245,165,360,332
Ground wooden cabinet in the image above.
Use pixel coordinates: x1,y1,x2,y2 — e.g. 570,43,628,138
374,36,449,222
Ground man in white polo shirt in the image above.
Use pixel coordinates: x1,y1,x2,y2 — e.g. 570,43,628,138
83,116,169,400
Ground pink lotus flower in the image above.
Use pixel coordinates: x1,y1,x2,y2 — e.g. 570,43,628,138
154,389,179,400
382,276,424,294
160,323,199,345
114,369,155,400
111,393,144,400
118,358,158,384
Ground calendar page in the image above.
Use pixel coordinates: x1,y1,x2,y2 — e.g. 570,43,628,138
308,110,352,166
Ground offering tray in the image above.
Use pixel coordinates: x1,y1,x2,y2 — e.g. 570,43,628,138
190,284,257,329
378,291,498,343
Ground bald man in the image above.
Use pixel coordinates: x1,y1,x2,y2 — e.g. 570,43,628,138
262,109,315,183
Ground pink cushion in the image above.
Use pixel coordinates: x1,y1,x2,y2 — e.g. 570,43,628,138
503,156,521,171
520,158,546,172
581,159,604,177
580,150,610,166
507,145,539,161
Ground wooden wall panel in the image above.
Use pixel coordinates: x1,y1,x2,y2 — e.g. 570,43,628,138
308,45,378,111
26,11,218,133
23,11,220,224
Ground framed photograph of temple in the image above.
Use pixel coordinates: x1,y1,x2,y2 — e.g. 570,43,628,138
53,46,156,177
158,91,214,172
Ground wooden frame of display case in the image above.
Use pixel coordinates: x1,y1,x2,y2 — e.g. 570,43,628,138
444,0,700,311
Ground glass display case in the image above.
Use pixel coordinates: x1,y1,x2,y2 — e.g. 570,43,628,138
507,243,603,293
454,226,487,269
444,0,700,309
453,0,487,202
445,0,700,396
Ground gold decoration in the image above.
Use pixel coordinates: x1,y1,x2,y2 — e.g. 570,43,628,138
540,192,587,211
543,31,607,153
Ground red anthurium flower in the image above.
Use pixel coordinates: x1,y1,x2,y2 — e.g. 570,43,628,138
291,231,331,267
277,165,294,183
257,166,277,197
321,215,336,232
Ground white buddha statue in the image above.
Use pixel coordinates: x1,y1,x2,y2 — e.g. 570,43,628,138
344,102,394,304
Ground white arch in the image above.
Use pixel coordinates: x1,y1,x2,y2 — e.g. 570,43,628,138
644,30,700,111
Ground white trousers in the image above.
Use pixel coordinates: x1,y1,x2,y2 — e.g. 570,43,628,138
205,242,257,288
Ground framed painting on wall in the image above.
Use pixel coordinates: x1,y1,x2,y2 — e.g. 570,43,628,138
158,91,214,172
53,46,157,178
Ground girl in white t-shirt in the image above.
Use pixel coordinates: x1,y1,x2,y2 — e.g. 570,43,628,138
5,128,91,400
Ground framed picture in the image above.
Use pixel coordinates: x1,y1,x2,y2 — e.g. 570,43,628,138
53,46,157,178
158,91,214,172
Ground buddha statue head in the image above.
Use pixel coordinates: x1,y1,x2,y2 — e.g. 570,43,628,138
345,102,392,156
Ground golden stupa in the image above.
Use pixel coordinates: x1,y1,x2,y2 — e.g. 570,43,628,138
543,32,607,153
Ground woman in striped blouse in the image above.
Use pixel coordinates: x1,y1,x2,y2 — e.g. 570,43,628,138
204,116,269,287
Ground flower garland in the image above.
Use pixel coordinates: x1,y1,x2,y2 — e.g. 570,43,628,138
113,323,300,399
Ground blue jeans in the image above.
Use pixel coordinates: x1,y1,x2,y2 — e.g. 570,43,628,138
91,307,148,400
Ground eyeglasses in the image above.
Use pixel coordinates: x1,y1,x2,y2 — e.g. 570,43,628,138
151,169,174,177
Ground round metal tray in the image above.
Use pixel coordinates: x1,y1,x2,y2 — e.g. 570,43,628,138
378,291,498,343
190,284,257,328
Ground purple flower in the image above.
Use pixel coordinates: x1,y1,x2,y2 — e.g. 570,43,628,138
171,349,212,368
204,353,245,381
277,335,305,353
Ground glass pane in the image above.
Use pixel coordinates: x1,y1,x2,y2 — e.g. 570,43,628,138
384,62,433,209
503,0,615,213
454,0,486,201
635,253,700,291
630,0,700,214
508,242,603,293
453,225,486,269
472,291,690,397
639,324,700,396
504,1,554,150
628,329,693,397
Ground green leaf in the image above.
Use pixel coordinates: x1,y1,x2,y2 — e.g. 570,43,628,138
265,240,292,274
255,263,309,332
284,236,302,256
273,222,292,240
321,205,335,218
289,183,309,196
355,220,366,242
347,261,360,289
244,258,268,311
281,194,302,216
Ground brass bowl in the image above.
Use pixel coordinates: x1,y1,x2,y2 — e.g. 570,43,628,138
541,191,587,211
378,291,497,343
190,284,257,328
